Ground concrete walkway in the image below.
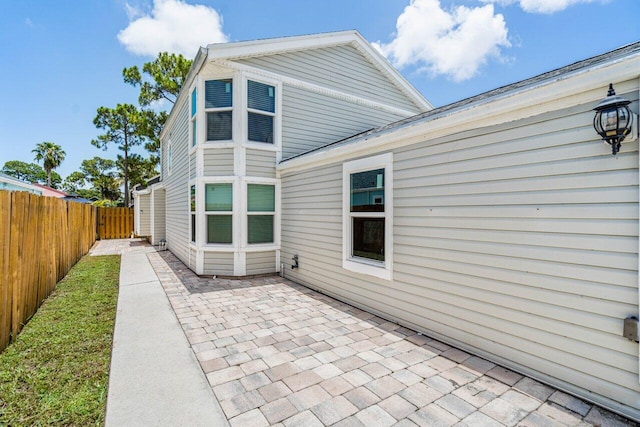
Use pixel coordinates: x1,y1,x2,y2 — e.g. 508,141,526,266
98,239,637,427
97,239,228,426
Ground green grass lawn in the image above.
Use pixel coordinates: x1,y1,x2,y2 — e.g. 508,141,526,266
0,255,120,426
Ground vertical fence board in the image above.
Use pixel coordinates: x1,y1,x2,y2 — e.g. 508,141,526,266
0,192,11,351
97,207,133,240
0,191,97,353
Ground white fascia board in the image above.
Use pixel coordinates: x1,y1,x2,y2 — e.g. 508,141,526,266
278,54,640,175
217,59,419,118
208,30,432,113
350,33,433,112
206,30,361,60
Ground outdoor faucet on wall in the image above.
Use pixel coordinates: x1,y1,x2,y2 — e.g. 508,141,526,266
292,255,299,269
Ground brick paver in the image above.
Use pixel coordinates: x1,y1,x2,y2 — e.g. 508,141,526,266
142,248,639,427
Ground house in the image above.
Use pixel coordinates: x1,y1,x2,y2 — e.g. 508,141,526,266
33,183,67,198
149,30,430,271
0,173,42,195
140,32,640,421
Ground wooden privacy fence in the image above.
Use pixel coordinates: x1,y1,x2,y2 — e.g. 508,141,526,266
0,191,96,352
97,206,133,240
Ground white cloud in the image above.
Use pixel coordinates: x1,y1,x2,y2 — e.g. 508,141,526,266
118,0,228,57
25,18,34,28
482,0,598,14
374,0,510,81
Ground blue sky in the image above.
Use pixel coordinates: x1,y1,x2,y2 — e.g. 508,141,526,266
1,0,639,180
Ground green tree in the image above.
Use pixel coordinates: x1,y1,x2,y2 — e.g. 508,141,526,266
2,160,47,183
117,153,156,190
32,141,66,187
79,157,121,201
123,52,192,169
123,52,192,106
62,171,87,193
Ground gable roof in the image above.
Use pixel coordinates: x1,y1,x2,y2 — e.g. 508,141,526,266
161,31,431,140
279,40,640,170
206,30,431,110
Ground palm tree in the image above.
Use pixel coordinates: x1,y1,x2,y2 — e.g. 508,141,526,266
32,142,66,187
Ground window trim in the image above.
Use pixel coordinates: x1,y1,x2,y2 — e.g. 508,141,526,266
204,78,234,143
243,75,282,155
342,153,393,281
204,182,234,245
247,183,275,245
244,177,280,249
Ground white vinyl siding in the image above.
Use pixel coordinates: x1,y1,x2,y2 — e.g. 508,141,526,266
163,99,191,264
281,85,407,159
280,87,640,419
246,149,276,178
236,45,421,112
246,251,276,275
203,251,234,276
203,148,234,176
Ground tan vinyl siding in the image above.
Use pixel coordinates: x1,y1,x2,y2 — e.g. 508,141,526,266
280,86,640,419
246,251,276,275
203,148,234,176
246,150,276,178
162,99,190,264
281,85,407,159
151,188,165,245
203,251,234,276
236,45,421,112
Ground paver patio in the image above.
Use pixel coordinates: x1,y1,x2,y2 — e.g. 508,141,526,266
107,240,639,426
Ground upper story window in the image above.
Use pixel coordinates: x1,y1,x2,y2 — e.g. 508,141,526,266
190,88,197,147
247,80,275,144
343,153,393,280
205,79,233,141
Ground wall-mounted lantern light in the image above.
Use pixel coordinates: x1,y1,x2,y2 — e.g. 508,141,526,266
593,83,633,155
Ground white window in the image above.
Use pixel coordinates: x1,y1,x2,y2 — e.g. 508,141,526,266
343,153,393,280
247,80,275,144
190,87,197,147
247,184,275,244
205,79,233,142
205,183,233,244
